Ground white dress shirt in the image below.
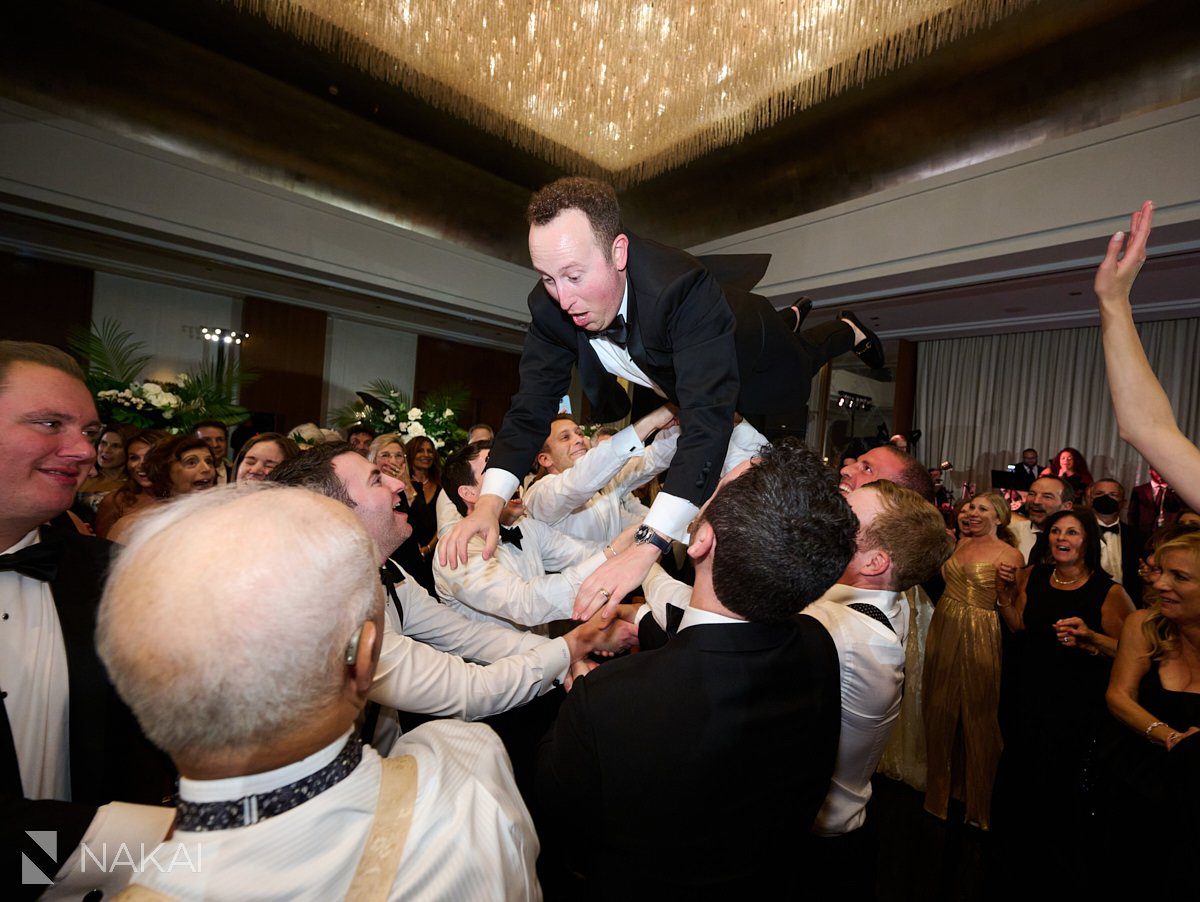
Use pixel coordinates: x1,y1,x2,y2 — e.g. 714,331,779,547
369,562,570,720
125,722,541,901
0,528,71,800
803,583,908,835
433,518,607,630
1010,518,1040,563
1097,520,1124,583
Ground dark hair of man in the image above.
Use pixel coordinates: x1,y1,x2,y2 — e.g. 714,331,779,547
700,438,858,621
467,423,493,437
1022,447,1037,456
0,340,87,393
346,424,375,439
1043,508,1103,575
871,444,935,502
192,419,228,436
1037,474,1076,506
1092,476,1124,495
143,435,215,498
268,441,357,507
592,426,619,440
526,176,622,262
442,440,492,516
860,480,955,591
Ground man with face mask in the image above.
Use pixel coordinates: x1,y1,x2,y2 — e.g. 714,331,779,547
1087,478,1143,602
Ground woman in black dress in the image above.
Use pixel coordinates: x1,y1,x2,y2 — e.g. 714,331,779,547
994,509,1134,880
404,435,443,591
1102,531,1200,876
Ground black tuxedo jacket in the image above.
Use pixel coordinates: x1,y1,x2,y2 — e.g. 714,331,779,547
536,614,841,894
1,517,174,896
490,235,826,509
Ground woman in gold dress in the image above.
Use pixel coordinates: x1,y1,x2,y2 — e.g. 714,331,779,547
923,491,1025,828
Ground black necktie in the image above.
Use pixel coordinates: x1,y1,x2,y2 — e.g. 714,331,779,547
849,602,897,633
597,314,628,347
379,560,405,628
0,541,62,582
500,526,523,549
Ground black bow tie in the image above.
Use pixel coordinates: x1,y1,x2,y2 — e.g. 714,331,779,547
379,560,406,627
1099,523,1121,536
597,314,628,348
174,734,363,832
500,526,523,549
0,540,62,582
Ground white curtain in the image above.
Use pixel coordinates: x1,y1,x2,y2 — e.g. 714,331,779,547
913,318,1200,498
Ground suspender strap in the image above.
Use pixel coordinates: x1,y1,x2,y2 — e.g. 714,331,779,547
345,755,419,902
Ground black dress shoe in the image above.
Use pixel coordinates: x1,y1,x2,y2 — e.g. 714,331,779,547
788,297,813,333
838,310,886,370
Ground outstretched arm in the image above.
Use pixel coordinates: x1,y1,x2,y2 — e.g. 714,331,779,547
1096,201,1200,510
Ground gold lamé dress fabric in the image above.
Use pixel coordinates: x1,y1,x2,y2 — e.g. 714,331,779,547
922,557,1003,828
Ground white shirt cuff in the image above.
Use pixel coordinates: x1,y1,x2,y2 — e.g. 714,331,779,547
644,492,699,543
537,637,573,686
609,424,645,458
479,468,521,502
46,803,176,901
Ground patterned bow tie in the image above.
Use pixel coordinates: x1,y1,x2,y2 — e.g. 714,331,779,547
597,314,628,347
500,526,523,549
0,540,62,582
174,734,363,832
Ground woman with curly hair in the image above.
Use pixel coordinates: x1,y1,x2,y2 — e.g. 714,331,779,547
1042,446,1094,495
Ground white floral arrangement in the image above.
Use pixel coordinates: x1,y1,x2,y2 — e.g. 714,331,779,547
332,380,468,450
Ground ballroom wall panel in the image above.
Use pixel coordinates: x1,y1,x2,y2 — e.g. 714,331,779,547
0,252,91,347
914,318,1200,495
324,317,417,419
413,335,520,434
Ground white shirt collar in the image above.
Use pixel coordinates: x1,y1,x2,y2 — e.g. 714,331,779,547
3,528,40,556
178,729,354,803
678,605,749,631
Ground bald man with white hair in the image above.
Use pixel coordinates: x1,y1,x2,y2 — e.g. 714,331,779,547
97,484,540,901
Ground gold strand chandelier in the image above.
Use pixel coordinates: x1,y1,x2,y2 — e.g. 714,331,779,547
230,0,1039,186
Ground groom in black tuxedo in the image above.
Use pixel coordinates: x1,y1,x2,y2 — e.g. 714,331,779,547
535,440,855,894
442,176,883,621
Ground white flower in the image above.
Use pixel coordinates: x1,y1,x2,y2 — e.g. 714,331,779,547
407,421,426,437
142,382,162,394
162,410,174,420
176,373,190,384
160,393,181,408
407,407,423,421
433,438,444,449
443,408,454,418
390,390,398,397
383,411,396,423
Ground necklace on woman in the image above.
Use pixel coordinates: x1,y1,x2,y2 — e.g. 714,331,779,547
1051,568,1087,587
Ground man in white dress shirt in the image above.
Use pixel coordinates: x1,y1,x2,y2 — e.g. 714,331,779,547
269,442,634,727
1087,477,1142,599
1011,475,1074,563
0,342,175,901
802,479,953,895
522,408,677,542
97,485,541,901
436,441,635,631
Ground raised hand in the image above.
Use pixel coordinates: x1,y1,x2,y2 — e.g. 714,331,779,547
1094,200,1153,304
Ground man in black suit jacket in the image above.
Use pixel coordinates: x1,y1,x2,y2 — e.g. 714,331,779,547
536,440,856,894
442,176,880,621
0,342,173,898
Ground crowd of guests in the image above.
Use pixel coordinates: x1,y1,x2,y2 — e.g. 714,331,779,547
3,203,1197,900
